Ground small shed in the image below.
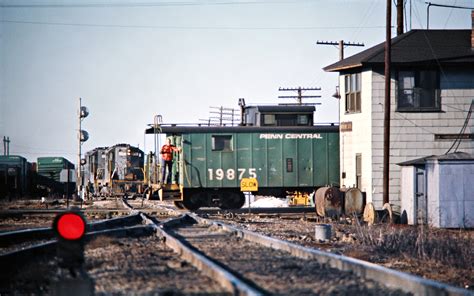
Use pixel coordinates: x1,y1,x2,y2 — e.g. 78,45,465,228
398,152,474,228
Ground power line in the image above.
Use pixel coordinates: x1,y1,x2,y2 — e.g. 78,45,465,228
445,100,474,154
0,20,387,30
425,1,474,29
411,1,474,134
0,1,315,8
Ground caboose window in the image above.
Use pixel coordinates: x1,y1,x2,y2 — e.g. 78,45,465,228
212,135,233,152
263,114,276,126
297,115,309,125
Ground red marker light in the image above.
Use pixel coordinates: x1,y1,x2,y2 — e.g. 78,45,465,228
56,213,86,240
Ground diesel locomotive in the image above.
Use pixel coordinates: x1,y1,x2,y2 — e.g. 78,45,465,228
145,102,340,210
83,144,144,196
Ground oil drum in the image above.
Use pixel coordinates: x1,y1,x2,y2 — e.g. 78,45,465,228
315,187,342,218
341,187,364,216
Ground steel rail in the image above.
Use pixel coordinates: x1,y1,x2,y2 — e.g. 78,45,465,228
155,216,264,295
0,213,143,247
123,199,471,295
189,213,472,296
0,205,316,216
0,225,155,273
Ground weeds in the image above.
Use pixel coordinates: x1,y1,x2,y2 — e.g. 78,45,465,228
353,220,473,269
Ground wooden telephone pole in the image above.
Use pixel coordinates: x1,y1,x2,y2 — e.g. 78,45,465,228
383,0,392,205
278,87,321,105
316,40,364,61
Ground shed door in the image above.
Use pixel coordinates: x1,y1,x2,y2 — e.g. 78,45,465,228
415,167,427,224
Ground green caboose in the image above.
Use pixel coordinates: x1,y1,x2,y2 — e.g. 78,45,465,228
146,105,340,210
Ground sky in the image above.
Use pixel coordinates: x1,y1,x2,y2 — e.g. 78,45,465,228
0,0,473,164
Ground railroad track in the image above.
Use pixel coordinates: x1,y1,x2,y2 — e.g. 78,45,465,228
124,200,471,295
1,198,471,295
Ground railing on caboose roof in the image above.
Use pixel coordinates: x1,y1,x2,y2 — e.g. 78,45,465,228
147,122,340,128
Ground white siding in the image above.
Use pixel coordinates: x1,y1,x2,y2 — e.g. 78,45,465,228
339,70,372,197
428,160,474,228
339,68,474,209
370,69,474,208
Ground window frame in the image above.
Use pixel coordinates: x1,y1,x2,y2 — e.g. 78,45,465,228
296,114,310,126
344,73,361,114
396,69,441,112
262,114,276,126
211,135,233,152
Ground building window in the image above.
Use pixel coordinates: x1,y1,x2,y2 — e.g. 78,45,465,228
344,73,361,113
212,135,233,152
397,70,440,112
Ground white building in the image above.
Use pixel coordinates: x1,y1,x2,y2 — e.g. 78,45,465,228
324,26,474,208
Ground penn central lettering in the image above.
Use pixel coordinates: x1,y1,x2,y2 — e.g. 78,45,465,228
259,133,322,139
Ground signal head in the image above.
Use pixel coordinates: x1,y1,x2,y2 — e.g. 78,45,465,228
53,211,87,241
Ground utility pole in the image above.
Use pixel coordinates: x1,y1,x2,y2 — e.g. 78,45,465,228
278,87,321,105
397,0,404,35
316,40,364,61
3,136,10,156
77,98,89,198
383,0,392,205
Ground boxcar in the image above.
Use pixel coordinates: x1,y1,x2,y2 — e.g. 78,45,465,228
0,155,30,198
37,157,74,182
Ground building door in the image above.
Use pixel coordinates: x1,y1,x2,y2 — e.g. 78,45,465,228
355,154,362,189
415,166,427,224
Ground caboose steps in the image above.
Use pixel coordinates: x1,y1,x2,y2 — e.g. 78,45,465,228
158,184,181,201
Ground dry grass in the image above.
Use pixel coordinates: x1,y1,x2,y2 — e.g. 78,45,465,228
353,222,473,269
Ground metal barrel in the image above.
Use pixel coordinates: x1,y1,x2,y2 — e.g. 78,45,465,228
314,224,332,241
342,187,364,216
315,187,342,218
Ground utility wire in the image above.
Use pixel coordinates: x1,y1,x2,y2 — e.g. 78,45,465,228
445,100,473,154
0,20,387,30
412,4,471,117
0,0,326,8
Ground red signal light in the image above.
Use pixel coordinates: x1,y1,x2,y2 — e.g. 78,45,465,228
56,213,86,240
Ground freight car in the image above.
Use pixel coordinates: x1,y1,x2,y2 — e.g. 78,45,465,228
0,155,76,198
84,144,145,196
145,103,339,210
37,157,75,195
0,155,31,198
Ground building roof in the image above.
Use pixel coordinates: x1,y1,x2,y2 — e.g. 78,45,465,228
249,105,316,113
145,125,338,134
324,30,474,72
398,152,474,166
